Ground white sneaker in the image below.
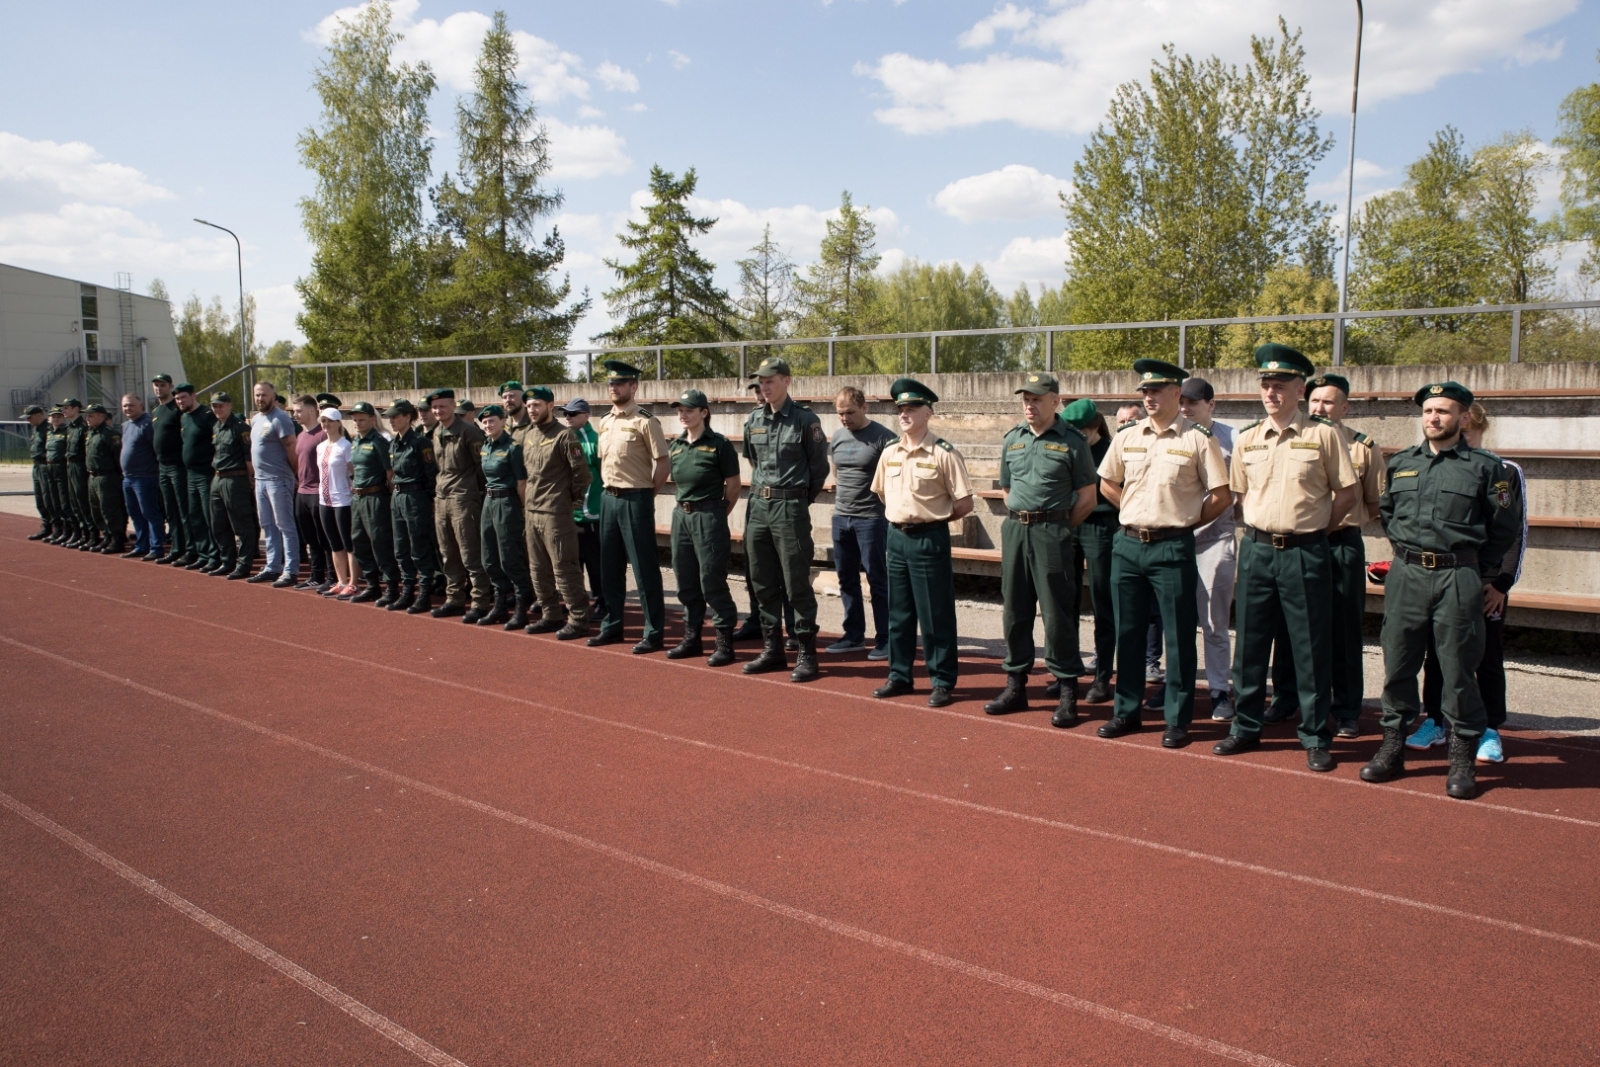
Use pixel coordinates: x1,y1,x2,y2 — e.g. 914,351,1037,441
1210,694,1235,722
1145,661,1165,684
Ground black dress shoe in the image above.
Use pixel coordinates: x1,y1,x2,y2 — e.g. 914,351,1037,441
1263,702,1297,725
246,570,282,584
186,559,210,571
873,678,914,699
120,548,144,559
1334,719,1361,739
1084,679,1113,704
461,609,484,624
431,602,466,619
1160,726,1189,749
555,623,589,641
143,552,164,562
1307,747,1335,772
525,616,564,634
586,629,624,647
225,567,252,580
632,637,664,655
28,530,48,541
927,687,953,708
1097,716,1141,739
1212,733,1261,756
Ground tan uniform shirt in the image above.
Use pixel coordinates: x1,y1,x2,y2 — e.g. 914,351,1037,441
596,402,669,490
1097,416,1230,529
522,418,591,514
871,433,973,524
1229,411,1357,534
1333,421,1383,530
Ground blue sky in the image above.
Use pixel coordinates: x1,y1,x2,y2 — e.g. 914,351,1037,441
2,0,1596,353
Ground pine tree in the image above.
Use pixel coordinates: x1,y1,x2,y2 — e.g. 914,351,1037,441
734,224,795,342
794,191,881,338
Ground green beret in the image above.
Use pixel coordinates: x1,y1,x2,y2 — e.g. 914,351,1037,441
1254,343,1314,379
23,404,45,416
60,397,82,408
1414,381,1474,408
314,392,342,409
348,401,376,416
1014,372,1059,397
424,388,455,403
209,391,232,404
383,398,417,418
499,380,524,395
84,403,110,415
527,385,555,402
603,359,641,381
454,399,477,414
1061,397,1100,428
889,377,938,406
671,388,710,409
1308,373,1351,397
477,403,506,420
752,355,791,378
1132,359,1188,387
173,383,195,394
150,373,173,385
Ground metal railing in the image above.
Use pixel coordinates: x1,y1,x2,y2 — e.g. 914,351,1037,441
196,298,1600,397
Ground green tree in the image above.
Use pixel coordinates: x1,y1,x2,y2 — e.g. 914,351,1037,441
295,0,436,364
1470,131,1554,304
597,165,736,376
1555,53,1600,281
166,290,259,391
427,11,586,379
794,191,882,338
860,260,1005,373
734,224,796,342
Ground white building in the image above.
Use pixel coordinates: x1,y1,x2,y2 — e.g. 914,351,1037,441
1,262,183,417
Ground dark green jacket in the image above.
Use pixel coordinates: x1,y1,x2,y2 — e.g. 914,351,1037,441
46,425,69,464
1379,438,1519,576
999,418,1097,512
84,422,122,475
670,427,740,504
211,413,249,472
390,428,437,492
351,429,392,490
181,406,218,471
480,431,526,492
743,396,828,499
65,416,88,464
150,399,185,465
29,420,48,461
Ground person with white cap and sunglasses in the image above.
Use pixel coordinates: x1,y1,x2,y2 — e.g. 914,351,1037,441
315,406,358,598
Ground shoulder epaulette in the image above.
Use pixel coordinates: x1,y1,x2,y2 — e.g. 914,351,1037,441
1009,422,1029,434
1117,420,1140,433
1060,421,1087,439
1312,414,1334,426
937,438,952,452
636,405,654,418
1240,419,1263,432
1193,423,1213,438
1352,430,1372,446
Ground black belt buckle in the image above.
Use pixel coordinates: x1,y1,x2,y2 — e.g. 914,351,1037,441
680,501,693,513
1270,533,1287,550
1419,551,1438,569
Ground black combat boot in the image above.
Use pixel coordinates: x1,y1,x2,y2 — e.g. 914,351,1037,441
707,626,736,667
1445,731,1477,800
476,594,509,626
350,582,382,604
1360,727,1406,783
505,595,529,631
984,673,1028,715
667,625,703,660
1051,677,1078,727
790,636,819,682
730,613,763,642
741,631,788,675
408,587,435,615
388,582,416,611
374,582,397,608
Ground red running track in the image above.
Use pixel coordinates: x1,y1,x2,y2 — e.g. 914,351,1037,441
1,511,1597,1067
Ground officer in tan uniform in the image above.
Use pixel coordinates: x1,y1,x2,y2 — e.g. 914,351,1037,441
869,378,975,708
1213,346,1357,770
590,359,670,652
520,385,593,640
1096,359,1232,748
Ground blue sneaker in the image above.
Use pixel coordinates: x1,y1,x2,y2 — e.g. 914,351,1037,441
1405,718,1446,750
866,645,890,661
1476,728,1505,764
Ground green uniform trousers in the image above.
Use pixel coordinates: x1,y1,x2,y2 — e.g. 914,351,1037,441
32,462,53,528
352,494,399,585
1230,536,1334,749
208,474,258,568
1001,516,1082,679
67,462,95,535
158,463,189,558
599,487,665,641
1268,527,1367,723
435,493,490,610
391,488,436,586
744,495,818,640
481,496,532,600
1076,518,1118,686
89,473,127,542
1111,530,1199,728
670,504,737,631
886,522,960,690
1379,559,1488,738
528,509,589,626
45,465,70,531
185,469,220,566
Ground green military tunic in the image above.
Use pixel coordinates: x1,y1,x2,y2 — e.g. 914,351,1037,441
350,428,398,586
998,417,1099,681
669,427,741,631
479,431,532,600
1378,438,1518,738
389,427,437,587
45,423,71,534
209,413,257,570
181,406,220,566
29,418,54,534
742,396,830,640
64,415,94,537
84,420,127,544
151,398,189,559
434,416,491,610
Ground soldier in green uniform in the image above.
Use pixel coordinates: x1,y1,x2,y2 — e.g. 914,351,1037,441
347,402,401,605
176,384,221,571
1211,346,1356,772
414,395,447,599
476,404,533,628
741,356,830,681
82,404,128,553
665,388,743,665
1361,382,1519,800
61,399,96,549
44,409,72,543
501,381,534,446
426,388,492,622
383,399,438,614
147,374,186,563
985,372,1100,724
591,360,671,652
24,405,53,541
1095,359,1233,747
869,379,976,707
208,391,259,580
520,386,592,639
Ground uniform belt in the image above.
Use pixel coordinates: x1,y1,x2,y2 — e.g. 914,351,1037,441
891,520,942,533
1243,525,1326,549
1119,525,1190,543
353,486,384,497
394,483,427,493
604,485,651,496
32,457,45,464
677,499,724,513
1007,508,1071,526
752,485,808,501
1393,544,1477,569
214,468,247,477
1328,526,1363,546
486,488,514,499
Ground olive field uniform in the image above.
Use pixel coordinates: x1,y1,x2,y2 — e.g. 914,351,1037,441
209,411,258,573
668,423,741,634
84,418,127,548
595,397,670,643
27,414,54,538
388,425,438,598
433,413,491,612
181,404,221,568
65,414,95,542
151,397,189,560
350,425,400,594
480,430,533,604
45,421,71,538
522,417,592,630
742,393,830,645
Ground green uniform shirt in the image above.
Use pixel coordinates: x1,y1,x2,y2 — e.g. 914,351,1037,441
670,427,740,504
29,420,48,461
1086,434,1117,520
351,428,392,489
151,399,185,465
743,395,829,497
1379,438,1518,576
480,431,526,491
434,417,486,498
65,416,88,465
999,418,1097,512
46,425,69,464
573,422,602,523
389,428,436,491
181,407,218,471
84,422,122,475
211,413,250,472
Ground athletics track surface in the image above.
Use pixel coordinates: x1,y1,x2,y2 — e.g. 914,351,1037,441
0,510,1596,1067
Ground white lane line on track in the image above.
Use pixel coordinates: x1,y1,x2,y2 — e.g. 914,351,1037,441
0,640,1292,1067
5,565,1596,831
7,633,1600,962
0,789,469,1067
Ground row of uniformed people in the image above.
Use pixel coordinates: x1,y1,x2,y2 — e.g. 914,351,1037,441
26,399,129,553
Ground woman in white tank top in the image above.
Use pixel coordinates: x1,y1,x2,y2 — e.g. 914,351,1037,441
316,409,357,596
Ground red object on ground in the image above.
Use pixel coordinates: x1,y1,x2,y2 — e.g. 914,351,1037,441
1367,559,1391,585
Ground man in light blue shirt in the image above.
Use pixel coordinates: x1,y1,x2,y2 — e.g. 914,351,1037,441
249,382,300,586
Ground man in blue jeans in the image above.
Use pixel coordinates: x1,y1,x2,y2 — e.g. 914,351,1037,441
247,381,301,588
117,394,165,559
828,386,896,659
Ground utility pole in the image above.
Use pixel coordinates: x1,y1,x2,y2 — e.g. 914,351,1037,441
195,218,247,375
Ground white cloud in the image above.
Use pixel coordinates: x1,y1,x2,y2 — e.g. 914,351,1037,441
980,233,1069,293
679,196,902,262
545,118,632,179
595,62,639,93
934,164,1072,222
864,0,1578,135
0,204,236,272
624,102,649,113
0,131,174,205
668,50,692,70
576,105,605,119
251,283,306,345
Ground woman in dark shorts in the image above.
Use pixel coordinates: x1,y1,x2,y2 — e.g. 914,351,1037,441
316,407,356,598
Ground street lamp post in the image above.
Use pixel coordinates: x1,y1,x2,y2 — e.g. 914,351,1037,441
1334,1,1364,367
194,218,247,377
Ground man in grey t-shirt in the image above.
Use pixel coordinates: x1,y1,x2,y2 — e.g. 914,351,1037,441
248,381,300,585
828,386,898,657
